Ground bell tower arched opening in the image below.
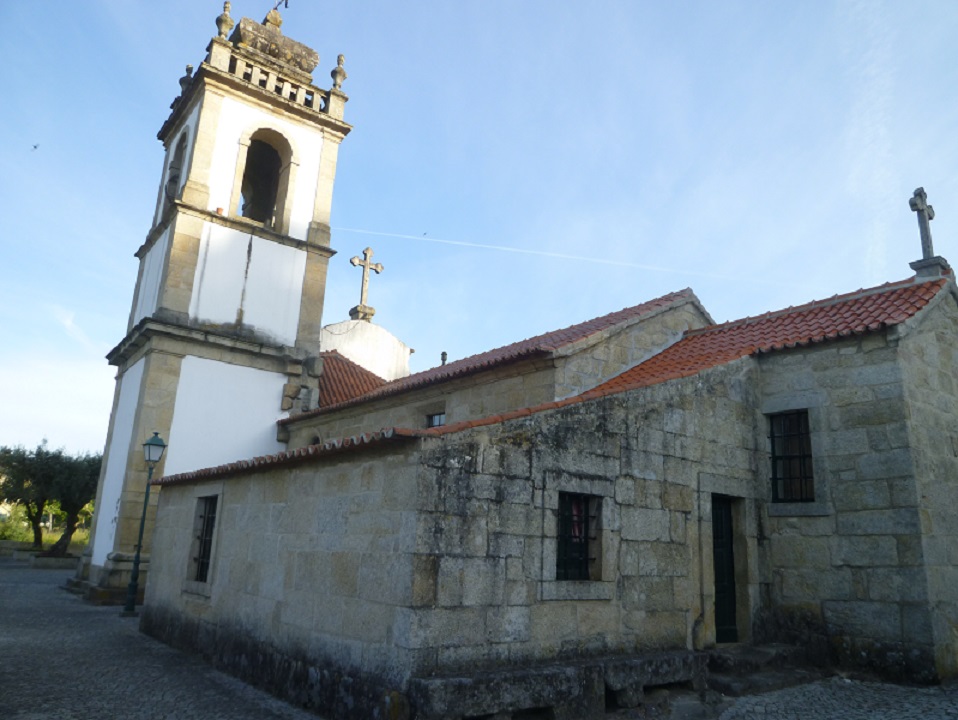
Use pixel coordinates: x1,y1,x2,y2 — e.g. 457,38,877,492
233,128,294,231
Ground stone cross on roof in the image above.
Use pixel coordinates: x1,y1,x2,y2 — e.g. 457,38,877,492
910,187,935,260
908,187,952,279
349,247,384,322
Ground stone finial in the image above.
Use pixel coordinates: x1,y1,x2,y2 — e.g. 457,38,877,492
263,8,283,30
178,64,194,94
216,2,234,38
331,54,347,90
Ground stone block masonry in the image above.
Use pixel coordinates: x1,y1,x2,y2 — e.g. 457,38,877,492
759,310,958,681
140,286,958,717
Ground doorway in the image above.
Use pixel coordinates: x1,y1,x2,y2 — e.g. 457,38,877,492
711,494,738,643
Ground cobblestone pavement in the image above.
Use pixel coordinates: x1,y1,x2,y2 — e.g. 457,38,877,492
717,677,958,720
2,557,957,719
0,557,320,720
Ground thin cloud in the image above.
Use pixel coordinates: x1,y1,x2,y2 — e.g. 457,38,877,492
333,226,824,291
841,0,896,284
51,305,103,355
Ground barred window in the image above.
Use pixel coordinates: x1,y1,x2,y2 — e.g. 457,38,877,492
556,492,599,580
191,495,218,583
769,410,814,502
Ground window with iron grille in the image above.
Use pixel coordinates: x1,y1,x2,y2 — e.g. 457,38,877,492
556,492,599,580
191,495,218,583
769,410,814,502
425,412,446,428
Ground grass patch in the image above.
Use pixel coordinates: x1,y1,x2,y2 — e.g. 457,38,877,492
0,509,90,552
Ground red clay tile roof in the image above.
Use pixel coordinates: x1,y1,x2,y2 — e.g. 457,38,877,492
317,350,387,407
160,276,951,487
282,288,702,423
586,277,949,397
154,428,422,486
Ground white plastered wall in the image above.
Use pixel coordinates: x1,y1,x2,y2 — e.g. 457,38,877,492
321,320,412,381
206,95,324,240
91,358,145,566
162,356,287,476
189,222,306,345
131,227,171,326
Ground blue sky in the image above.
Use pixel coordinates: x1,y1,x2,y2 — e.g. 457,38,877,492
2,1,957,454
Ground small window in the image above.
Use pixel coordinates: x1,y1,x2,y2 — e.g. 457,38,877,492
425,412,446,428
769,410,814,502
557,492,599,581
190,495,218,582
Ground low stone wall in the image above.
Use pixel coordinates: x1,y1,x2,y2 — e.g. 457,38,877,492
409,650,707,720
141,604,407,720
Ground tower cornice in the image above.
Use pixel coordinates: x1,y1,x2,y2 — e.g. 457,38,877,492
107,316,310,370
136,204,337,261
158,43,351,144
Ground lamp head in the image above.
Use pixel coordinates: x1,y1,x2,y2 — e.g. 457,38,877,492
143,432,167,466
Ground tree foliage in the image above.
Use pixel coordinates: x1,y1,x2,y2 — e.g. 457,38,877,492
0,443,101,554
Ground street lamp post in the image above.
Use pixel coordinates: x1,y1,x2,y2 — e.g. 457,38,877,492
121,432,167,616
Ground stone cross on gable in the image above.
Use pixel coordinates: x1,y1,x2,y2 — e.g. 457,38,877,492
910,187,936,260
348,247,383,322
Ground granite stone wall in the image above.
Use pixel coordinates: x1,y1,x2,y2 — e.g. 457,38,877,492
553,301,710,399
898,291,958,678
143,361,759,718
287,300,711,449
140,298,958,719
141,443,428,719
757,324,939,680
403,359,759,677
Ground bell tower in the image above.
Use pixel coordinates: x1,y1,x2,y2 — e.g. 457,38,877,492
79,3,351,597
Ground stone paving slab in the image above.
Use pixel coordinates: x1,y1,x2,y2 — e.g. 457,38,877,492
1,557,957,720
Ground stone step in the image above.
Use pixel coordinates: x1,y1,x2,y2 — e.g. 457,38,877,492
61,578,133,605
708,643,807,675
706,644,828,699
708,667,826,697
63,577,88,595
31,555,79,570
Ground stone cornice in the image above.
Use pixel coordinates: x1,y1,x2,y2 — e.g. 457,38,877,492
137,205,337,260
107,316,305,369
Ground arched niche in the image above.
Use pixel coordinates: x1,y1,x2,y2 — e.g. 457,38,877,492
153,127,192,225
165,132,190,202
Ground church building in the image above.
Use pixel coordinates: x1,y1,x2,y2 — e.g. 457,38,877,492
82,6,958,720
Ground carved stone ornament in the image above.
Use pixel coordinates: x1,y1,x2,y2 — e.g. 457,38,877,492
263,8,283,30
216,2,234,39
331,54,347,90
178,64,194,94
230,16,319,74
